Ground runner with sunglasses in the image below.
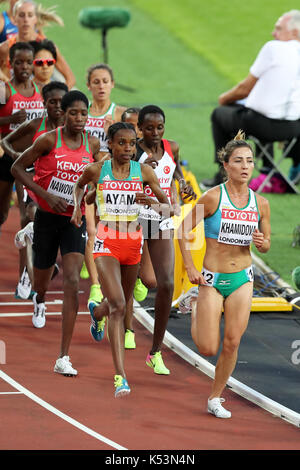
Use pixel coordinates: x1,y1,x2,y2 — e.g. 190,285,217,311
30,39,57,93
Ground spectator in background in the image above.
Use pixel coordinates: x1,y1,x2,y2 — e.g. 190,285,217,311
201,10,300,189
0,0,63,44
0,1,18,44
0,0,75,89
30,39,56,92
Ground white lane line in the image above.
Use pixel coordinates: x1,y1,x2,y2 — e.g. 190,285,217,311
0,291,84,295
0,369,127,450
0,300,63,306
133,301,300,428
0,311,89,318
0,391,23,395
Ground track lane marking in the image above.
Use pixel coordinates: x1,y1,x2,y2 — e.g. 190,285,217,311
0,370,127,450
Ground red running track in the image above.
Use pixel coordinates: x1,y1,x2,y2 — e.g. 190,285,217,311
0,206,299,451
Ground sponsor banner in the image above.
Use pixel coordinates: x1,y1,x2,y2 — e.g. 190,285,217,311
221,209,258,222
102,181,143,192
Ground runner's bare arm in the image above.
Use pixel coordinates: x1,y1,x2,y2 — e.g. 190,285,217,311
71,161,102,227
170,140,197,201
252,196,271,253
137,163,174,218
54,46,76,90
10,131,68,213
177,189,219,284
1,119,39,159
88,135,101,162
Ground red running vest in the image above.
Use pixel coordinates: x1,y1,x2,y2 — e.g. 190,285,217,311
0,81,44,135
33,127,94,217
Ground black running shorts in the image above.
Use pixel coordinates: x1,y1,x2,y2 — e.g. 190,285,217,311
32,209,86,269
0,153,14,183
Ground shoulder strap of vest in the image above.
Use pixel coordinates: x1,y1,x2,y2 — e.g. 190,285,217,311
162,139,175,161
39,115,47,132
84,130,90,153
7,81,16,96
32,81,40,94
56,127,62,148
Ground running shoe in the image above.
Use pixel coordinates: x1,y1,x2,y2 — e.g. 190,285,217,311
178,286,199,314
14,221,34,249
146,351,170,375
15,267,32,300
54,356,77,376
125,329,136,349
207,398,231,419
88,299,106,341
114,375,131,397
32,293,46,328
88,284,103,304
80,262,89,279
133,278,148,302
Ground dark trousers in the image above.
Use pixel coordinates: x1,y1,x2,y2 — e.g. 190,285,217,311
211,104,300,166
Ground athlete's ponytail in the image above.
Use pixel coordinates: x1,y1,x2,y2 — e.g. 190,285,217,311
218,129,253,163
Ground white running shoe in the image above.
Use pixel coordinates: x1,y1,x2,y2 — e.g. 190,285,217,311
207,398,231,418
32,293,46,328
14,221,34,249
54,356,77,376
178,286,199,314
15,267,32,300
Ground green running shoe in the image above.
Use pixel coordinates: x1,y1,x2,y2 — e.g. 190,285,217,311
133,278,148,302
114,375,131,398
125,329,136,349
146,351,170,375
88,284,103,303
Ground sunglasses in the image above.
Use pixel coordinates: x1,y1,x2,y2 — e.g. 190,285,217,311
33,58,56,67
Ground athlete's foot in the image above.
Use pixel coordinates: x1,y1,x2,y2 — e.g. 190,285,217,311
125,329,136,349
114,375,131,397
88,284,103,303
32,293,46,328
88,299,106,341
207,397,231,418
146,351,170,375
54,356,77,377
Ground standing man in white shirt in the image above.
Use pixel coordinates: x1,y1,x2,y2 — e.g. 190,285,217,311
202,10,300,188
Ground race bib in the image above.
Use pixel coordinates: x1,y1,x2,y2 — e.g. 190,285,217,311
9,101,44,130
47,177,75,206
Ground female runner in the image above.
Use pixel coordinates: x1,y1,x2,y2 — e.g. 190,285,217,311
178,131,271,418
133,105,196,374
82,63,127,303
11,90,101,376
72,121,173,397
